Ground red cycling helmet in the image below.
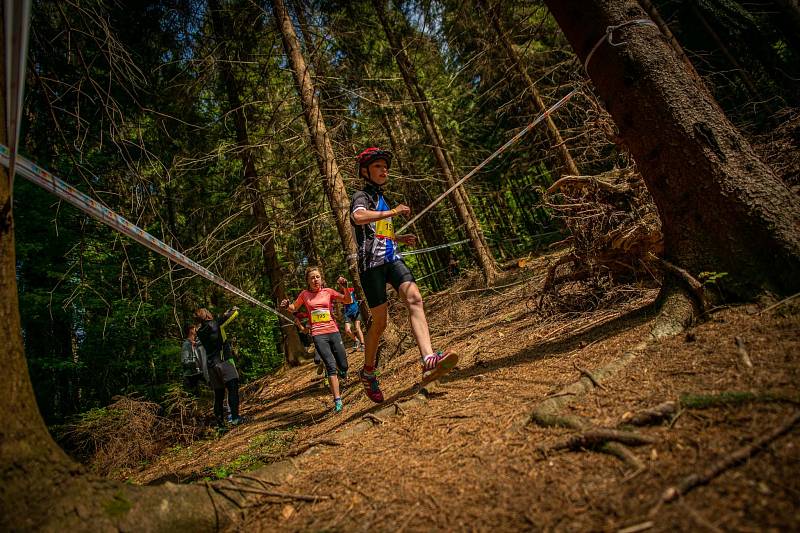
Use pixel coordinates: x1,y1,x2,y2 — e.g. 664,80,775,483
356,147,392,176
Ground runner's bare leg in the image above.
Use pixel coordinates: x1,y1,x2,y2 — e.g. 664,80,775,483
364,303,387,368
399,281,433,357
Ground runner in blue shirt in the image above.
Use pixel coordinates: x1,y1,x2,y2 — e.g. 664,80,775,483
350,147,458,403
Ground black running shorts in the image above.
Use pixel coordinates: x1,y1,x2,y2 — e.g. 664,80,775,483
359,259,416,308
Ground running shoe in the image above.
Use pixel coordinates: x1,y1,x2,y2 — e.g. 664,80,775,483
333,398,343,413
359,369,384,403
421,350,459,385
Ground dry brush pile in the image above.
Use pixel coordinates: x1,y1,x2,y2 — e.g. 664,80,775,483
537,167,663,314
60,387,207,476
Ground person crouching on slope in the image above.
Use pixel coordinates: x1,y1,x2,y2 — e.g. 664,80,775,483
281,268,352,414
194,306,243,427
350,147,458,403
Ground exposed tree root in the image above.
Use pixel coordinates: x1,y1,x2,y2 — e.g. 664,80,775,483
656,411,800,506
620,401,679,427
524,283,696,472
279,438,342,459
539,429,655,453
619,392,799,428
573,361,606,389
648,253,706,312
679,391,799,409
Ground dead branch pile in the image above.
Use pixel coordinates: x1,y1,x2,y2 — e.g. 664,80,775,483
538,167,663,312
62,390,205,476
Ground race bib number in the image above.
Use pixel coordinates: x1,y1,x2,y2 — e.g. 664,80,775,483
310,309,331,324
376,217,395,240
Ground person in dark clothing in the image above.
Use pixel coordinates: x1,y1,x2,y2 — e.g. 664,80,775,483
195,306,242,427
181,324,208,394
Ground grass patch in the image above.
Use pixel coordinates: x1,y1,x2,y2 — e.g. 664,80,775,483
249,428,296,456
680,391,798,409
103,491,132,517
203,429,296,480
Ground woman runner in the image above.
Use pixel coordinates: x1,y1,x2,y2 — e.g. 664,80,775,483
281,267,353,413
350,147,458,403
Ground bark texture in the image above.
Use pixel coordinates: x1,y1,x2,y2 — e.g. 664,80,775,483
545,0,800,299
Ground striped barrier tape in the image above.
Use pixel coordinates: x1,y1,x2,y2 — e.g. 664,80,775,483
1,144,294,324
398,238,468,258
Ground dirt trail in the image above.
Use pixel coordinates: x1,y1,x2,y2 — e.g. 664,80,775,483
132,254,800,531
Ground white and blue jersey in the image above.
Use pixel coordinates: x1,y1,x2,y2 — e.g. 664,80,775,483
350,182,398,273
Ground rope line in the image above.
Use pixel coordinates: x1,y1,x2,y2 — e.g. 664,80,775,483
398,239,468,258
583,18,657,74
397,87,580,235
0,144,294,324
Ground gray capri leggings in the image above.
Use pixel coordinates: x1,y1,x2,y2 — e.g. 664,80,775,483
312,332,348,377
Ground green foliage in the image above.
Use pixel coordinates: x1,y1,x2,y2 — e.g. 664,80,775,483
232,309,282,381
103,492,132,517
698,271,729,287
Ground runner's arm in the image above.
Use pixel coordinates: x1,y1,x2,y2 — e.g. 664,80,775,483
351,204,410,225
330,287,351,304
219,308,239,328
285,293,304,313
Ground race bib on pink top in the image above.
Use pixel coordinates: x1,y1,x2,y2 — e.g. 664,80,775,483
296,288,342,336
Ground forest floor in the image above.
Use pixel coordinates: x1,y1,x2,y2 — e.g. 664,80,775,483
127,250,800,532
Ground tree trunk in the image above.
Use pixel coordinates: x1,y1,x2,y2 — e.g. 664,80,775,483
373,0,500,285
210,0,305,365
544,0,800,299
636,0,703,83
479,0,579,177
271,0,369,306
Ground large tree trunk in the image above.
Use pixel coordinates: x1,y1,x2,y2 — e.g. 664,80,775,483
373,0,500,285
479,0,579,177
271,0,369,304
210,0,305,365
544,0,800,299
